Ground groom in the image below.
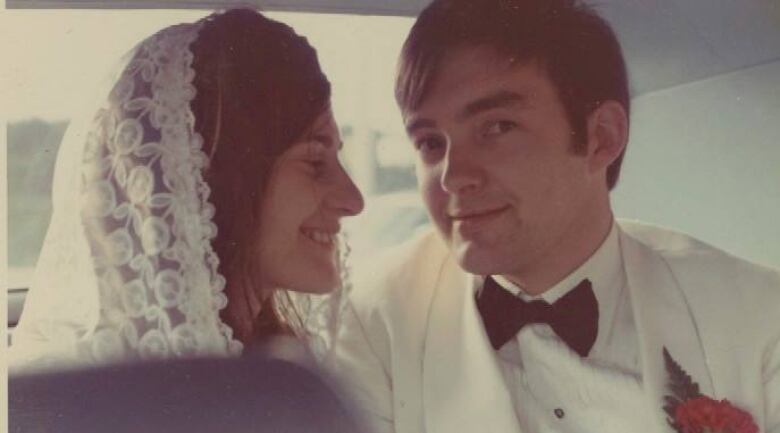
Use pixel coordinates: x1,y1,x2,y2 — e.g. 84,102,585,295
331,0,780,432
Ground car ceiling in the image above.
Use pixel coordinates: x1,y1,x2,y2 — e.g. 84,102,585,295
6,0,780,97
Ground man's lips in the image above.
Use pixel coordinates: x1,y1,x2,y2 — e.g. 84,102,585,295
448,205,510,236
448,205,510,221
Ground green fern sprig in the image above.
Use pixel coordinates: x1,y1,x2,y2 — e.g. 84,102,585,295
663,347,703,432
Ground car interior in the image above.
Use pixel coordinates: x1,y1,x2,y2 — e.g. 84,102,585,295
4,0,780,430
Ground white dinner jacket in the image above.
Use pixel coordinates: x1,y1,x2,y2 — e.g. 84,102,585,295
329,220,780,433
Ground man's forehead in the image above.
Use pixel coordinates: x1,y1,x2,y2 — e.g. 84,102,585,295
405,51,546,124
449,44,523,64
433,46,517,83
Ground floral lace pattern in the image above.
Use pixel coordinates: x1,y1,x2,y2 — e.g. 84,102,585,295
78,22,242,362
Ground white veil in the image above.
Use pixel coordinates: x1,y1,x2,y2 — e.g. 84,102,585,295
10,21,245,371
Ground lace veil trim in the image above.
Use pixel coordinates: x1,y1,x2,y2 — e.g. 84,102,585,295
11,21,244,370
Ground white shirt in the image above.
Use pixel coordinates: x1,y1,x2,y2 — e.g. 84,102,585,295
474,222,646,432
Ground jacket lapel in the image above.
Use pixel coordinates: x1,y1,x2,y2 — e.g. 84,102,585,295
619,226,715,431
420,224,716,433
422,254,522,433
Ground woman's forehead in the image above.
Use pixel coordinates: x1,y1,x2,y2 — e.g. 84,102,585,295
310,107,337,131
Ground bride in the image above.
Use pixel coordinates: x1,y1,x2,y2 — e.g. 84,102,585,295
10,8,364,370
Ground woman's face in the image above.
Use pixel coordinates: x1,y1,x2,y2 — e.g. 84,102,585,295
255,108,364,293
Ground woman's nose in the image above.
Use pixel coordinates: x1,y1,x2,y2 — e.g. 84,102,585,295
330,165,365,217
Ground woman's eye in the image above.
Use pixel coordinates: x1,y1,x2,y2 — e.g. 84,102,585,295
307,159,326,174
484,120,517,137
301,140,329,172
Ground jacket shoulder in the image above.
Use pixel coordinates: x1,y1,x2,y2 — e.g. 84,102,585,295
348,228,450,317
619,219,779,280
619,219,780,323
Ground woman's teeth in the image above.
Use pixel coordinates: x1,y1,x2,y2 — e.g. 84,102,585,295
303,229,336,245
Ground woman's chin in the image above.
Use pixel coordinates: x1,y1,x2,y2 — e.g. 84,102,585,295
288,283,338,295
285,270,341,294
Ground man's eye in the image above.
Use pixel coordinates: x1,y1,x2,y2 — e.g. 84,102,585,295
484,120,517,137
415,136,445,153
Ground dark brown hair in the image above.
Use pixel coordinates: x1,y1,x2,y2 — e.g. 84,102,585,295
396,0,630,189
189,8,330,344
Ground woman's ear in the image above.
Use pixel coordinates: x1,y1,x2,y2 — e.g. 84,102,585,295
585,100,628,174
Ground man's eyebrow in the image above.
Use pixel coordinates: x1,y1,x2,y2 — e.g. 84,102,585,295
458,90,529,121
405,117,437,135
405,91,529,134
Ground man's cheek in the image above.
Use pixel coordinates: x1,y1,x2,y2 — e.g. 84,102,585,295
420,173,442,205
420,181,449,234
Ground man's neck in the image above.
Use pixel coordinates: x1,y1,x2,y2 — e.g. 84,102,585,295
503,206,615,297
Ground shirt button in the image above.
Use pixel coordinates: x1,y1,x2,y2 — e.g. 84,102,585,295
554,408,565,419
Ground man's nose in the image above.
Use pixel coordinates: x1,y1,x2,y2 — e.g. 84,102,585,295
440,143,484,195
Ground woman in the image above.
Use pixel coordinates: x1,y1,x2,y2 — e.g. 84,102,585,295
10,8,364,370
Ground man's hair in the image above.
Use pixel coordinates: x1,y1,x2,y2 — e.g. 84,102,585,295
396,0,630,189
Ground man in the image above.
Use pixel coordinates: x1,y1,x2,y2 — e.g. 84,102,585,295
330,1,780,432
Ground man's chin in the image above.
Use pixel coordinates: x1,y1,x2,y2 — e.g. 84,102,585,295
452,240,503,276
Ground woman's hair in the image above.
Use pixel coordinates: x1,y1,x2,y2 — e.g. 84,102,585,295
189,8,331,344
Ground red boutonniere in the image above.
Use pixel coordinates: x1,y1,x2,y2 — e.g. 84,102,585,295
663,348,759,433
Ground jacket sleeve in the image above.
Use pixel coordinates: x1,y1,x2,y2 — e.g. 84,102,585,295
750,267,780,433
764,314,780,432
326,300,395,433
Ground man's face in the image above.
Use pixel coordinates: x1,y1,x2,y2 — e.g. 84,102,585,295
405,46,608,285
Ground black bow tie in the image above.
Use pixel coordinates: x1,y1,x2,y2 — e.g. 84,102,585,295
475,276,598,357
